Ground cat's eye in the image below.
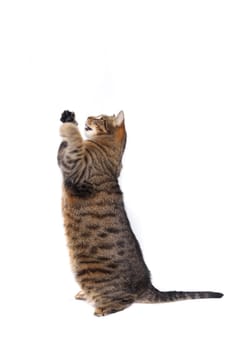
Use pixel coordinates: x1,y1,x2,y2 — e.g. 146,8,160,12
95,115,109,131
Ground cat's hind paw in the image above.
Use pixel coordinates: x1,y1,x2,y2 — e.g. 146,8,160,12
75,291,87,301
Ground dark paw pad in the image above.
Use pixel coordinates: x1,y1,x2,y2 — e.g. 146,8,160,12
60,110,76,123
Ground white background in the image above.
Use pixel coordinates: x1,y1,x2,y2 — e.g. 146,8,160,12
0,0,232,349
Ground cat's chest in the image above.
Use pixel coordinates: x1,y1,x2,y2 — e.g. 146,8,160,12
62,191,125,228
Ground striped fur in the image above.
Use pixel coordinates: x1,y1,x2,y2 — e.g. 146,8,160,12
58,110,223,317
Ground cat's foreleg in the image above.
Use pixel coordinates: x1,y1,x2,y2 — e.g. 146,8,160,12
59,110,84,163
58,111,87,184
60,122,83,148
59,110,83,148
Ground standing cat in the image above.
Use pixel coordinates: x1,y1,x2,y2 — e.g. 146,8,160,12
58,110,223,316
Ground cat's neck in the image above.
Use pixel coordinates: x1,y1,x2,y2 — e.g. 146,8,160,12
86,135,125,179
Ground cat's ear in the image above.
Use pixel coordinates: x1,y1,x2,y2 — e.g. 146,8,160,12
114,111,125,127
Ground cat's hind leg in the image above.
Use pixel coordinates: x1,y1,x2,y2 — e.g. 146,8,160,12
94,296,134,317
75,290,87,301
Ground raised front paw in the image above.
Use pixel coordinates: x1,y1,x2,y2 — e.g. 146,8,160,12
60,110,77,124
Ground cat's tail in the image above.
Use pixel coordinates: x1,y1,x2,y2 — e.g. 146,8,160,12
136,285,223,303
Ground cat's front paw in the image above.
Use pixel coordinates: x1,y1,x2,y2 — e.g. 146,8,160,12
60,110,77,124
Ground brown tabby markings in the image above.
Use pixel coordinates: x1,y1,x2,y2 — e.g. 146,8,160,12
58,110,223,317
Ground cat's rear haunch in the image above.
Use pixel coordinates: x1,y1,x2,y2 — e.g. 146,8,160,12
58,110,223,316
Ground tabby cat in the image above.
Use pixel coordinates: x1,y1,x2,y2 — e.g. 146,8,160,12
58,110,223,316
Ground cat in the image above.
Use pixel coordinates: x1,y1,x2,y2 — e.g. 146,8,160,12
58,110,223,316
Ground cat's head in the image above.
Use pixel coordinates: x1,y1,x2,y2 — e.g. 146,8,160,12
85,111,125,139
